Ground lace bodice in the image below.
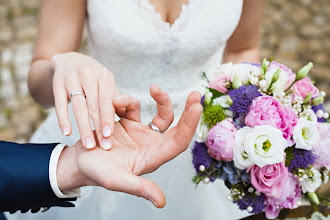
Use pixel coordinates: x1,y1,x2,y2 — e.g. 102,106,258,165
87,0,243,106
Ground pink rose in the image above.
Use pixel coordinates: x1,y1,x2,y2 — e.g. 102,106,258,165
269,61,294,76
265,197,282,219
264,174,301,219
208,74,233,94
280,174,301,209
292,77,319,99
248,161,289,198
313,123,330,169
206,119,237,161
245,96,298,145
270,173,301,207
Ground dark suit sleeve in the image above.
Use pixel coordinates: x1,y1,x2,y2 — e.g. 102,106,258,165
0,141,76,213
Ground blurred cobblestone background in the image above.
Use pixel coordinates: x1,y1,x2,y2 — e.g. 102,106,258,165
0,0,329,142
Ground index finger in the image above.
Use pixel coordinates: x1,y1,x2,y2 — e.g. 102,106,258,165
171,103,202,150
157,103,202,164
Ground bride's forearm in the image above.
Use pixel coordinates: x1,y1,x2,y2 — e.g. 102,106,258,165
222,47,260,64
28,59,55,108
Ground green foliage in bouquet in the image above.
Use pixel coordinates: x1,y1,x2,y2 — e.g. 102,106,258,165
285,146,295,167
192,172,207,186
201,72,209,83
192,159,225,186
202,105,226,128
208,88,225,100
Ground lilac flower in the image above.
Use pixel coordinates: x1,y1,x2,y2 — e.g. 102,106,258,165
200,95,205,105
243,62,261,67
288,148,316,171
192,142,213,173
312,104,325,122
229,85,261,120
235,194,266,214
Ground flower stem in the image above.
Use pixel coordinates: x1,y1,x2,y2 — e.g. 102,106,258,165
285,79,297,93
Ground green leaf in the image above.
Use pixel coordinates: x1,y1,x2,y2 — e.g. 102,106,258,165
285,146,295,167
192,173,205,186
201,72,209,83
208,88,225,100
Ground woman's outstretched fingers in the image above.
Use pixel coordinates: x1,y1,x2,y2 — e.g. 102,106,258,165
99,69,116,138
80,68,109,150
150,85,174,132
112,94,141,122
53,79,72,136
69,83,96,150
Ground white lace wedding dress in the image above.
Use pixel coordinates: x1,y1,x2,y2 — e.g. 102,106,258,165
8,0,249,219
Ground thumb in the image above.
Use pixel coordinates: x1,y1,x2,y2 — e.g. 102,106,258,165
111,174,166,208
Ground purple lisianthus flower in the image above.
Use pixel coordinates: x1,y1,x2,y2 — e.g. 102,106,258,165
229,85,261,120
192,142,213,173
312,104,325,122
288,147,316,171
236,193,265,214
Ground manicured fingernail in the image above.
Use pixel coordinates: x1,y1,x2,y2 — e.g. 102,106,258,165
61,127,70,136
114,96,121,101
101,138,112,150
148,198,158,208
85,137,95,149
103,125,111,137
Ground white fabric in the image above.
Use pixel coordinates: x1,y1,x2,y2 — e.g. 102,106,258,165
49,144,81,199
8,0,250,219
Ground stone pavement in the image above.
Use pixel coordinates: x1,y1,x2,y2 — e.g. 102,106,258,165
0,0,329,142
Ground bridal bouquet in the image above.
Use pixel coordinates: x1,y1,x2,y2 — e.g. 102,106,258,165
192,58,330,219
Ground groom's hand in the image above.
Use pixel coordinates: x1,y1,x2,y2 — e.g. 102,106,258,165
56,87,202,208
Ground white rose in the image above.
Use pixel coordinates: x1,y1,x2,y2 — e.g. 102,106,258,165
293,118,320,150
265,67,290,93
232,63,260,84
214,62,234,75
233,126,254,170
212,95,230,108
196,123,209,143
244,125,287,167
300,168,322,193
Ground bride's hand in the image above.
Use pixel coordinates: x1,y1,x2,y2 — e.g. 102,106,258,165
57,86,202,208
50,52,119,150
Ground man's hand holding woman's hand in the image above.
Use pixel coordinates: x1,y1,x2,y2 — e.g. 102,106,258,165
56,86,202,208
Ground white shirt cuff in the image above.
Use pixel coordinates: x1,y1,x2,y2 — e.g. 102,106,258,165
49,144,81,198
